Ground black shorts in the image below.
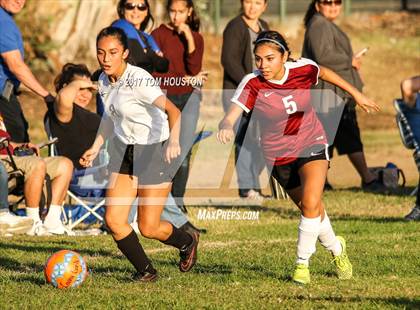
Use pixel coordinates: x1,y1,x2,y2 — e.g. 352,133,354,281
330,100,363,156
271,144,329,190
107,136,176,185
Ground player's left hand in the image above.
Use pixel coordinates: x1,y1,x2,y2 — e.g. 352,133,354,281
165,140,181,163
355,93,380,113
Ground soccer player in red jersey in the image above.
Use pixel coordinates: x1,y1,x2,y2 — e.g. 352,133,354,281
217,30,379,284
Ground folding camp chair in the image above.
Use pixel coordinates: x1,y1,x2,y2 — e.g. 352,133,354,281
394,99,420,196
0,137,52,219
44,117,107,231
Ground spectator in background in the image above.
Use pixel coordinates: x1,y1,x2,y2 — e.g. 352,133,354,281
152,0,207,212
0,160,33,236
302,0,383,191
112,0,169,74
221,0,268,199
0,114,73,236
0,0,55,143
401,75,420,221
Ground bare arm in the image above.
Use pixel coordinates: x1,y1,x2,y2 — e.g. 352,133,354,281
1,50,49,98
79,117,113,167
56,80,97,123
319,66,380,113
216,103,244,144
153,95,181,163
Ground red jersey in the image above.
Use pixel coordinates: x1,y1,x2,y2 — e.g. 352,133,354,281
231,58,327,166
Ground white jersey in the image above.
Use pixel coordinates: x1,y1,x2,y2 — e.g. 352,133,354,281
98,63,169,145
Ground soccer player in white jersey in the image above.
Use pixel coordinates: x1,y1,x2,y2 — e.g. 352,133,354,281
80,27,199,282
218,30,379,284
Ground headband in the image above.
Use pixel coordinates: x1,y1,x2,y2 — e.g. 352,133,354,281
255,38,287,52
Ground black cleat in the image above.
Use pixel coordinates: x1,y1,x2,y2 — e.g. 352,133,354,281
180,221,207,235
179,231,199,272
133,265,158,282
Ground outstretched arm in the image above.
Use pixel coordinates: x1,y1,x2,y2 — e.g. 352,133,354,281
217,103,244,144
79,117,113,167
319,66,380,113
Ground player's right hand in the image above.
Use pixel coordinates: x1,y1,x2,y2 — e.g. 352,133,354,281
217,128,234,144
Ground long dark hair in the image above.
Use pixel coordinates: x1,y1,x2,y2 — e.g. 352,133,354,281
54,63,91,92
304,0,319,28
253,30,293,61
117,0,154,31
166,0,200,32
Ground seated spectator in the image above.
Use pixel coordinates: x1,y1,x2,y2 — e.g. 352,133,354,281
0,160,33,236
48,63,201,235
401,76,420,221
0,114,73,235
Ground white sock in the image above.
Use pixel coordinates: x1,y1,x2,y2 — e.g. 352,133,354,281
296,215,321,266
318,212,342,256
43,204,63,228
26,207,41,222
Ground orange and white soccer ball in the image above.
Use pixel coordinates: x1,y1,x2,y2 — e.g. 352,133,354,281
44,250,88,289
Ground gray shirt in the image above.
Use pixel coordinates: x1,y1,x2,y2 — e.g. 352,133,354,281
248,22,266,71
302,13,363,99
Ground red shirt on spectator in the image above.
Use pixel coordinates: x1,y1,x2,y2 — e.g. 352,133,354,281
151,24,204,95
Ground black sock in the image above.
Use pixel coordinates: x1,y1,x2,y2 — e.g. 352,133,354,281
161,224,193,249
116,230,152,273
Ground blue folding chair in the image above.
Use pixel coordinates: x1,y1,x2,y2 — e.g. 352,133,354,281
394,98,420,196
44,116,107,230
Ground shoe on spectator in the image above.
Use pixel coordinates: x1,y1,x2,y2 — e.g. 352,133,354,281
242,189,265,201
0,210,33,236
44,221,75,236
404,205,420,221
27,220,52,236
361,178,386,193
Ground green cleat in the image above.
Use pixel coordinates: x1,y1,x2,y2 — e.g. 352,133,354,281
292,263,310,285
332,236,353,280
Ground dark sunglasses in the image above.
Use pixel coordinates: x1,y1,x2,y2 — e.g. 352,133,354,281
124,2,148,11
319,0,342,5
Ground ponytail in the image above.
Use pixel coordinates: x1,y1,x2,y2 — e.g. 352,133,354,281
304,0,318,29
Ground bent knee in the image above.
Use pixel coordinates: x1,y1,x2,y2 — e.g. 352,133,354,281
300,196,321,211
58,157,73,174
26,158,46,178
139,224,159,239
105,214,126,233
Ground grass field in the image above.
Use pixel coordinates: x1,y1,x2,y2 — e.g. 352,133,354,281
1,10,419,310
1,189,419,309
